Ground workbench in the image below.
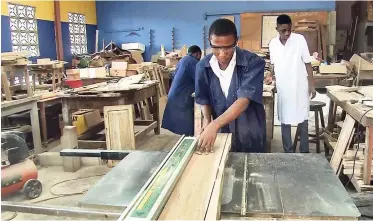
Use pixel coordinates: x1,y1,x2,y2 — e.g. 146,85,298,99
59,81,160,148
314,73,351,89
1,96,42,154
326,86,373,191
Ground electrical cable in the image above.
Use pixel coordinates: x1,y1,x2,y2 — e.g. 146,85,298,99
3,211,18,221
32,173,106,203
345,107,373,188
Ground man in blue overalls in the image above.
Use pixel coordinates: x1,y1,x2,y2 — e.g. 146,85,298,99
162,45,202,136
195,18,266,153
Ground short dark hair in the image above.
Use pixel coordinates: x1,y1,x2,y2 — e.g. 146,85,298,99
277,14,292,25
209,18,237,39
188,45,201,54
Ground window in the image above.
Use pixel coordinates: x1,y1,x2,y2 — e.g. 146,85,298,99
8,3,39,56
68,13,88,55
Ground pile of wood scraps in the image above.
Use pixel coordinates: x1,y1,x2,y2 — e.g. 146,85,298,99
1,51,30,66
138,63,167,97
294,19,328,60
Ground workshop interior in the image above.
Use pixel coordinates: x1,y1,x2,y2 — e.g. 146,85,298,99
1,0,373,220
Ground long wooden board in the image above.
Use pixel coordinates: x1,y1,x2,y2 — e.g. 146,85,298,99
330,114,355,174
158,133,232,220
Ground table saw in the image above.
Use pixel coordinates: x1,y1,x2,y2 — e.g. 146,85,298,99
2,135,361,220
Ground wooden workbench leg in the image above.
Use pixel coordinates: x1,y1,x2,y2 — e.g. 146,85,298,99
1,72,12,101
38,102,48,148
52,70,56,91
325,100,336,156
363,127,373,185
30,102,43,154
9,70,15,86
153,92,160,135
62,99,72,125
24,67,32,96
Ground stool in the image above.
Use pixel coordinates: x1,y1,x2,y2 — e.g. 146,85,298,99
293,101,326,153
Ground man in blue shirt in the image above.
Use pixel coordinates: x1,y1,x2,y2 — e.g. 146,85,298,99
162,45,202,136
195,19,266,153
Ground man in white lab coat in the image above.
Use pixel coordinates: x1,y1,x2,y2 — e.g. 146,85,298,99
268,14,316,153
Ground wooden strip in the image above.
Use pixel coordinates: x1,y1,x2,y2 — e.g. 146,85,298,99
363,127,373,184
205,134,232,220
158,133,230,220
117,135,186,221
124,137,198,220
337,127,356,175
330,114,355,173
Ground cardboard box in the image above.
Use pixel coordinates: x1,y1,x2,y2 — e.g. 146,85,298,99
37,58,51,64
112,61,128,70
110,69,137,77
158,58,179,67
63,109,102,136
66,69,80,80
88,67,107,78
319,64,348,74
129,50,144,63
79,68,89,79
122,43,145,53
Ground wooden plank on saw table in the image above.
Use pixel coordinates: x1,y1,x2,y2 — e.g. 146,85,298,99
330,114,355,174
158,133,232,220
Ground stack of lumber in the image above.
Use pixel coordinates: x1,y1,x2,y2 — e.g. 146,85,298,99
138,63,166,96
342,145,373,177
294,19,327,60
1,52,29,66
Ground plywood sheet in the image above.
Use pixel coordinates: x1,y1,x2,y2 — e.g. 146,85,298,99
158,133,232,220
104,105,135,150
240,11,329,51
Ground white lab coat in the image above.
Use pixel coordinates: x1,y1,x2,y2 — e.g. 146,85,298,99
269,33,312,125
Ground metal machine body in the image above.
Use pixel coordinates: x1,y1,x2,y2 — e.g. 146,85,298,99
1,132,42,199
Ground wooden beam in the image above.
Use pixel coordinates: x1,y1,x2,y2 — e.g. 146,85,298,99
54,0,64,60
330,114,355,174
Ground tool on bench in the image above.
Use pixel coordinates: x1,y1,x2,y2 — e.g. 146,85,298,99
1,131,42,199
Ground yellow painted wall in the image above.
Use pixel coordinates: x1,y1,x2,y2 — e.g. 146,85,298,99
60,1,97,25
1,0,97,25
1,0,55,21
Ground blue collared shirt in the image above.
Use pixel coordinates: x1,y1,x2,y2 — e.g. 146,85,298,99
195,47,266,153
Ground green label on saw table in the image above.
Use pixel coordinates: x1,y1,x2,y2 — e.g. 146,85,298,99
129,138,195,219
1,175,22,187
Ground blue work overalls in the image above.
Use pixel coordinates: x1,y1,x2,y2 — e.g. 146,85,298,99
195,47,266,153
162,54,199,136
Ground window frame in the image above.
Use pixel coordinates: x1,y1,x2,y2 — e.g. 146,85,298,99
68,12,88,55
8,3,40,56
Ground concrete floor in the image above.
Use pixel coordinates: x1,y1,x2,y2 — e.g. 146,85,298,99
1,126,325,220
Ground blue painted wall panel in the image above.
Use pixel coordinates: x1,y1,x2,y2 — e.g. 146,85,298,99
96,1,335,61
1,15,12,52
37,20,57,60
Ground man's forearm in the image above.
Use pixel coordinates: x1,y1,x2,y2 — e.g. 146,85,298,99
306,63,315,89
213,98,250,129
201,105,212,123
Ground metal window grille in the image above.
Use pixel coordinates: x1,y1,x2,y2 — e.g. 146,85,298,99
8,3,40,56
68,12,88,55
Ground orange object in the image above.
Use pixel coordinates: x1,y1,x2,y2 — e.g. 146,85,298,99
1,159,38,198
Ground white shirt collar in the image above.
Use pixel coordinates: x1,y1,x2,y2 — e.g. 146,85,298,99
209,50,236,98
